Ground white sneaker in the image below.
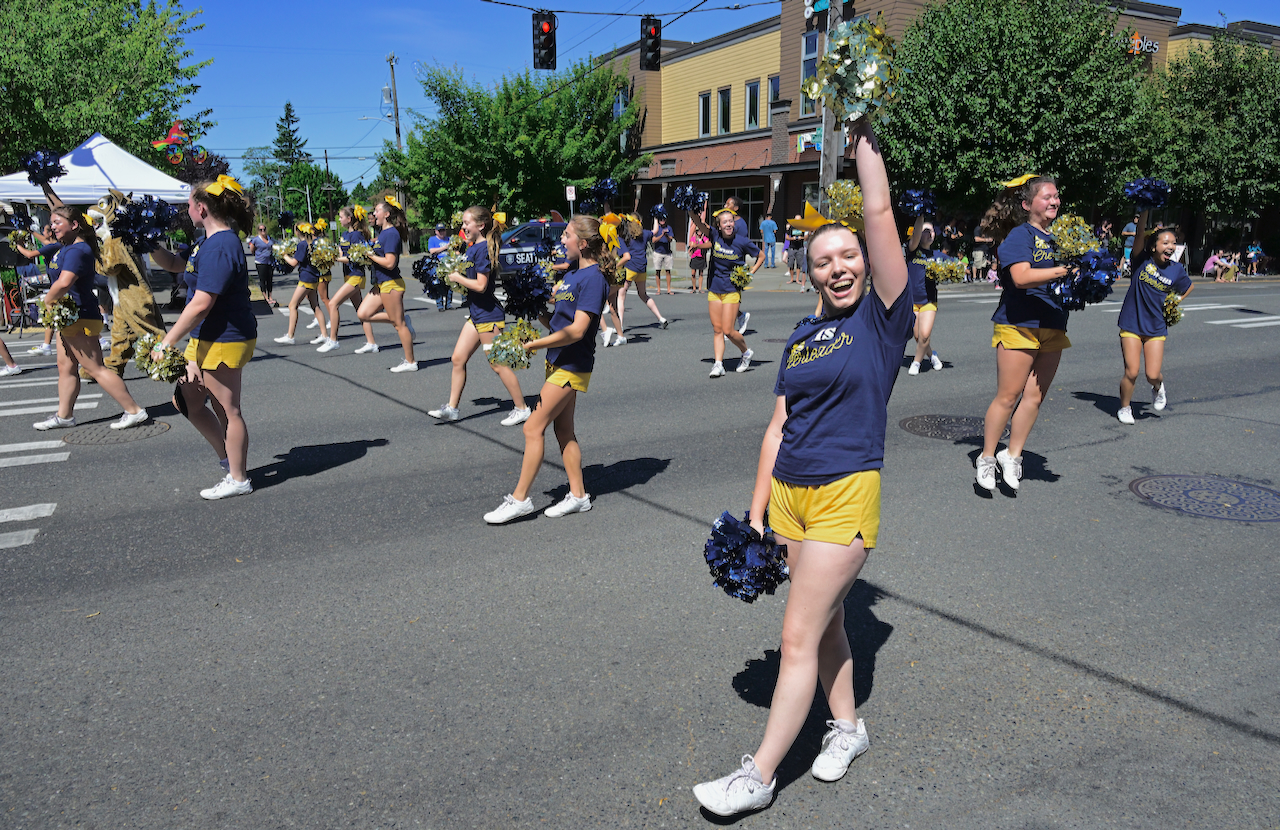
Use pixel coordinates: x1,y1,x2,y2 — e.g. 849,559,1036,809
908,361,921,376
736,311,750,334
428,404,460,421
29,343,55,356
33,414,76,431
0,364,20,377
404,315,416,339
309,334,327,345
500,407,531,427
600,327,615,347
317,339,339,352
975,455,997,490
736,348,753,372
390,359,418,373
693,755,775,817
1118,406,1135,425
200,474,253,500
273,335,295,345
810,718,869,782
709,362,725,378
1152,383,1167,411
354,342,379,354
613,334,627,346
544,492,592,517
110,409,150,430
306,318,320,329
98,336,112,349
931,352,943,371
484,494,536,524
996,448,1022,490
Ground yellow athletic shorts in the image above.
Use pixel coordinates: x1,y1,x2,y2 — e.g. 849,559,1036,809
769,470,881,548
1120,330,1165,342
913,302,938,313
298,281,317,290
317,274,332,283
474,320,505,334
992,324,1071,351
184,338,256,370
546,362,590,392
708,291,741,305
378,278,406,293
624,268,645,282
63,318,105,337
345,275,365,288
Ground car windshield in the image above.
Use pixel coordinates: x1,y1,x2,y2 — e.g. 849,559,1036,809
501,227,526,243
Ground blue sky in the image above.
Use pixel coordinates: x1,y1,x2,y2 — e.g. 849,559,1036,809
183,0,1277,188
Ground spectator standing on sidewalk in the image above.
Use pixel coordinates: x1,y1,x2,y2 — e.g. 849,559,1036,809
760,213,778,269
651,215,675,294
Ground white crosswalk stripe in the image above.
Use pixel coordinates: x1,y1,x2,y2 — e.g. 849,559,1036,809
0,452,70,468
1205,315,1280,327
0,401,99,418
0,529,40,549
0,394,102,408
0,502,57,549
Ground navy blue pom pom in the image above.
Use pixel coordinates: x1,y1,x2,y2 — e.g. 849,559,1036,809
534,237,554,259
703,511,789,603
278,211,295,231
20,149,67,186
272,257,293,276
592,177,618,204
501,260,554,320
1123,178,1170,210
897,189,936,218
670,184,707,212
649,204,668,222
578,198,601,216
414,256,450,299
112,196,180,253
1049,250,1119,310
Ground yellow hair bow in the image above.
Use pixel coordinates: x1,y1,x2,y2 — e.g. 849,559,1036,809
352,205,367,221
713,207,739,217
313,217,328,232
296,222,313,235
1000,173,1039,188
786,201,864,233
600,212,622,225
600,222,620,252
205,174,243,197
383,195,402,210
493,212,507,225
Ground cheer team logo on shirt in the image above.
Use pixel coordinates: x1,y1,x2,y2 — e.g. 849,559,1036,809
1032,235,1054,265
552,281,574,303
1138,262,1174,292
788,328,855,369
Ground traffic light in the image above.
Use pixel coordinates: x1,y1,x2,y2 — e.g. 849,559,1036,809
640,16,661,71
533,12,556,71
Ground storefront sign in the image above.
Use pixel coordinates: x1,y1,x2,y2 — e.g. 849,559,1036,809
1124,32,1161,55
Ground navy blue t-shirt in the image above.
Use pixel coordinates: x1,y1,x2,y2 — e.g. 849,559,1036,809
992,223,1067,330
623,232,649,273
371,227,402,284
187,229,257,343
706,230,759,294
1118,258,1191,337
772,289,914,486
463,240,504,325
340,230,366,276
249,234,274,265
546,264,609,374
295,239,321,282
652,224,673,255
48,241,101,321
907,246,939,306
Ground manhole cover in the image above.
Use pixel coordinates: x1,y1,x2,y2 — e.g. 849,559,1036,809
1129,476,1280,522
62,421,171,445
899,414,1007,442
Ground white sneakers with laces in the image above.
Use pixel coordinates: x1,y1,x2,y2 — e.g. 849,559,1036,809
111,409,150,430
200,474,252,500
975,455,997,490
736,348,753,372
28,343,55,356
908,361,921,376
428,404,460,421
693,755,775,817
390,359,418,373
810,718,869,781
317,339,339,352
483,494,536,524
500,407,531,427
273,335,295,345
544,492,591,517
1153,382,1167,411
996,448,1023,490
600,327,615,347
709,362,725,378
1118,406,1135,425
306,318,320,329
354,342,379,354
736,311,750,334
613,334,628,346
930,351,943,371
33,414,76,431
309,334,327,345
0,364,21,377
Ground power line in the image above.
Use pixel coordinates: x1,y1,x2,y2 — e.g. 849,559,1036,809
480,0,775,15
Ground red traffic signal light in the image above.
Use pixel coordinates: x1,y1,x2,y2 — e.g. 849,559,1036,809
640,16,661,71
533,12,557,70
541,20,552,34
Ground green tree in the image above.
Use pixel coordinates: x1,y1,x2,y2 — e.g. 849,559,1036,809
1140,27,1280,220
0,0,213,172
273,102,312,166
242,145,284,213
280,163,347,224
169,149,231,186
880,0,1147,214
386,59,651,224
350,182,371,204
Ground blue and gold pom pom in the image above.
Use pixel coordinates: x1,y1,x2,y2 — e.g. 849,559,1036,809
703,511,789,603
487,318,538,370
38,296,80,330
111,195,180,253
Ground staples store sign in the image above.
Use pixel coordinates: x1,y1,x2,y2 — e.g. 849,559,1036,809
1123,32,1161,55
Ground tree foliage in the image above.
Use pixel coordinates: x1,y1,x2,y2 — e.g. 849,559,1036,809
880,0,1147,214
1140,28,1280,218
279,163,348,223
0,0,213,172
273,102,312,166
386,59,651,223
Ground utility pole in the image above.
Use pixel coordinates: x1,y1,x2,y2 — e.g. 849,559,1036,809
387,52,403,152
324,149,333,237
817,0,843,217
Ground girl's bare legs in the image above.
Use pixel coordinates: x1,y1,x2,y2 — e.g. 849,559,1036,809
1119,337,1165,408
633,276,665,321
327,282,375,344
284,283,309,339
511,382,578,501
359,289,414,361
59,332,143,417
478,326,526,409
710,300,748,363
983,347,1061,458
447,322,482,409
913,309,936,363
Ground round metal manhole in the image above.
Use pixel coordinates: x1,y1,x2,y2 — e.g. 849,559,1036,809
1129,476,1280,522
62,421,171,445
900,414,1007,442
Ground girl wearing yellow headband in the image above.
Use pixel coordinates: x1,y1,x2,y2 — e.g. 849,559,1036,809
318,205,378,354
427,205,529,423
975,175,1071,492
273,222,328,346
356,197,417,371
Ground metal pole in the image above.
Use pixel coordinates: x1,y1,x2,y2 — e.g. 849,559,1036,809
817,0,844,217
324,150,334,237
387,53,403,152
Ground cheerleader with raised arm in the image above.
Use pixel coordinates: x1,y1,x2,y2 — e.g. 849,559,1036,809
692,119,912,817
1115,213,1193,424
974,175,1072,492
614,213,667,342
483,215,612,524
318,205,378,353
688,207,762,378
148,176,258,499
356,197,418,371
905,217,944,375
272,222,328,345
427,206,529,424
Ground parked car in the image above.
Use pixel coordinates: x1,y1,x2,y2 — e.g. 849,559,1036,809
499,220,567,270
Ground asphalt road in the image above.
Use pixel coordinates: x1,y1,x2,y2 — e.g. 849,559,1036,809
1,273,1278,828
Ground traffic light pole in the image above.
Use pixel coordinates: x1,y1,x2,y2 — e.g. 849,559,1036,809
817,1,843,217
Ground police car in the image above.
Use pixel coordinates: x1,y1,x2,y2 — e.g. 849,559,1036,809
499,219,567,269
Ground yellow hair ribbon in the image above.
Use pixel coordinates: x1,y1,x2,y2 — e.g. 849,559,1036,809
1000,173,1038,188
383,195,402,210
786,201,864,232
713,207,739,217
493,211,507,225
313,217,328,232
205,174,244,197
352,205,367,221
600,212,622,225
296,222,313,235
600,222,620,252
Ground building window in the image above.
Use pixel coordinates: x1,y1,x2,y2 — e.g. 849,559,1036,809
614,89,629,152
802,32,821,116
745,81,760,130
767,75,780,126
699,92,711,137
718,88,731,135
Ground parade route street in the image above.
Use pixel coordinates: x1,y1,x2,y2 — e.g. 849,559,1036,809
1,277,1277,828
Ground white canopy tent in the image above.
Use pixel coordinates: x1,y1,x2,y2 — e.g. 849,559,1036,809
0,133,190,204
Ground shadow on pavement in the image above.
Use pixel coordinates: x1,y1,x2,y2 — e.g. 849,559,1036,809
1073,390,1159,421
543,457,671,501
250,438,389,490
